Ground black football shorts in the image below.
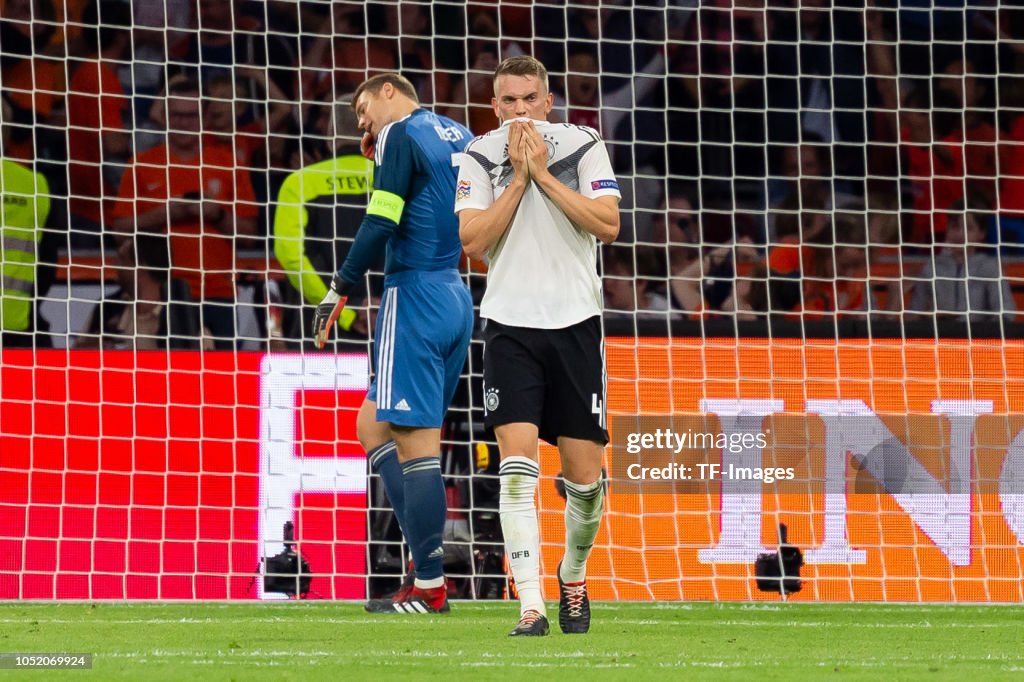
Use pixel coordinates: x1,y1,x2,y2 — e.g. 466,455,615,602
482,316,608,446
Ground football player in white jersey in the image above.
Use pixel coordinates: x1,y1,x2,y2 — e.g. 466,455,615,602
455,56,621,637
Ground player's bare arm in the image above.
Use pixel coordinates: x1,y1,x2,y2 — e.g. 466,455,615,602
459,121,531,260
522,121,619,244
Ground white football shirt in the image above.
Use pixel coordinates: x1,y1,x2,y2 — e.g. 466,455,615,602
454,119,621,329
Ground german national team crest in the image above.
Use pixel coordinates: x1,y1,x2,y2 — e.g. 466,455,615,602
456,180,472,201
485,387,499,413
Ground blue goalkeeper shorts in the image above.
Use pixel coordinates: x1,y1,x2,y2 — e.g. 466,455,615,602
367,268,473,428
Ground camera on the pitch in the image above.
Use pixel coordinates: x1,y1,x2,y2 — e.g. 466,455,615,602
262,521,313,597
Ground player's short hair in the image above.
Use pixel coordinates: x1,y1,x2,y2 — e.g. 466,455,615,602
493,56,549,94
353,73,419,107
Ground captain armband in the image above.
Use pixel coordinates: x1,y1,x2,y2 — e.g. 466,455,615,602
366,190,405,224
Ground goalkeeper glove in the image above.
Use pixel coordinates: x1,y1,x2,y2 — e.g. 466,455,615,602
312,273,351,349
360,132,376,161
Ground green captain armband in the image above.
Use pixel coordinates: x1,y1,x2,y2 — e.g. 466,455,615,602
366,190,405,224
338,307,358,331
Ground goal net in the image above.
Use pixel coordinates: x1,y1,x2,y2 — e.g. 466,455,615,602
1,1,1023,602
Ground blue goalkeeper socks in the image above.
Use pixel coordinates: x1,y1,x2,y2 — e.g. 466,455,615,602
368,441,408,538
401,456,447,586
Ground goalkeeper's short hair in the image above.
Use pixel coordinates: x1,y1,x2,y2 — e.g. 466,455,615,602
353,73,419,106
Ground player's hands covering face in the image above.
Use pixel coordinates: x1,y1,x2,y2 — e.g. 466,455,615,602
508,121,530,181
521,121,548,179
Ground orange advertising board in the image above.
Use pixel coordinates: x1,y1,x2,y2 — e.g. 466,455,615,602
535,338,1024,602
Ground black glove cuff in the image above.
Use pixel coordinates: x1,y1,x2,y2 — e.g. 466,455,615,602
330,272,354,297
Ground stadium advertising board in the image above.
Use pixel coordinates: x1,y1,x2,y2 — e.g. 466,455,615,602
2,342,1024,602
0,352,369,600
533,338,1024,601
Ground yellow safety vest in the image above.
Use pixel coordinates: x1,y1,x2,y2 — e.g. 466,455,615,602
273,153,373,331
1,158,50,332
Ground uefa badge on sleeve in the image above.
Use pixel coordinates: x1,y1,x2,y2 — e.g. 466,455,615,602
456,180,472,202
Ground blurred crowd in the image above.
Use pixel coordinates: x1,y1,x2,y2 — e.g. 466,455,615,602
1,0,1022,350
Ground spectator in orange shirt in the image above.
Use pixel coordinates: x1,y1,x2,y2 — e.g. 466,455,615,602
765,199,901,320
805,213,873,320
762,196,829,313
202,70,294,236
66,0,133,248
112,78,258,350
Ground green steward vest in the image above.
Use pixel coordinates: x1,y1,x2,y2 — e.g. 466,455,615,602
1,159,51,332
273,153,373,330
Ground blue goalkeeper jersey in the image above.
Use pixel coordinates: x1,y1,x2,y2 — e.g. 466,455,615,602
338,108,471,286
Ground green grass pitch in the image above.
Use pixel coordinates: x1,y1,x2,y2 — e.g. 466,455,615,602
1,601,1022,680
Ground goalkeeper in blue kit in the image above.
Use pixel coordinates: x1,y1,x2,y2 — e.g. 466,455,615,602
312,73,473,614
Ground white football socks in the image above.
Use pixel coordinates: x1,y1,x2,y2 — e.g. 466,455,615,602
499,456,544,616
560,478,604,584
